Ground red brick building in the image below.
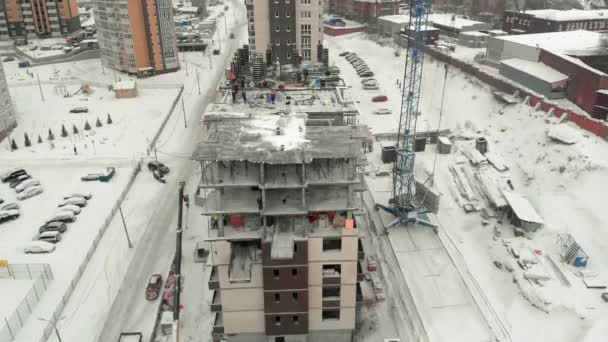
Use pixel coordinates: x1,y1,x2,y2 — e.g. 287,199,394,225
502,9,608,34
328,0,400,23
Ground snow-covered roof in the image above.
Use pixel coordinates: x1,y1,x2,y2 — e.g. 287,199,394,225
495,30,607,57
503,192,544,224
430,13,489,29
114,80,136,90
379,14,411,25
597,89,608,95
177,6,199,13
460,31,488,37
501,58,568,83
522,9,608,22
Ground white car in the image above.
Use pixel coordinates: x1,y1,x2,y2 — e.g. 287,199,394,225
0,203,19,211
37,231,62,243
374,108,392,115
64,192,93,200
58,197,87,207
361,78,376,84
363,83,379,90
17,186,43,200
47,211,76,223
24,241,56,254
16,179,40,193
58,204,81,215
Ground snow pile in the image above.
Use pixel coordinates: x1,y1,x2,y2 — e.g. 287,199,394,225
248,113,309,151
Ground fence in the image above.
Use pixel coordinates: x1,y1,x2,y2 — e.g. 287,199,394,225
421,45,608,138
0,264,54,342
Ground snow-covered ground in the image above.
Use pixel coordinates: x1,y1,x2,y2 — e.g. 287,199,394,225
327,31,608,342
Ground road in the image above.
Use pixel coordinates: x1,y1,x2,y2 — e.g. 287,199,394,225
95,3,247,341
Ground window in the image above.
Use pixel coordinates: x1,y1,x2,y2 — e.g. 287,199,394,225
301,24,311,35
292,268,298,277
323,237,342,251
276,337,285,342
292,292,298,302
293,315,299,324
286,25,291,32
322,309,340,320
294,243,298,253
274,293,281,302
275,25,280,32
286,40,292,45
286,9,291,18
275,9,279,18
275,316,281,325
301,10,311,19
322,264,341,277
322,286,341,298
276,39,280,45
273,269,280,278
301,0,311,4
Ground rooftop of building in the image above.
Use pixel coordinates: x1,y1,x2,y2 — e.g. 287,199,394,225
494,30,608,57
501,58,568,83
113,80,136,90
510,9,608,21
193,112,368,164
379,13,489,29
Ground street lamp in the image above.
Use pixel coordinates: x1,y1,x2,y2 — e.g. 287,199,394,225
38,316,64,342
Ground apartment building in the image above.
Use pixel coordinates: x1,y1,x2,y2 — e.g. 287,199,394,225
93,0,179,77
246,0,323,64
195,88,368,342
0,61,16,141
0,0,80,40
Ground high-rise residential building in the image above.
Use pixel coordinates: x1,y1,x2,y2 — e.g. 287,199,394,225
94,0,179,77
0,61,16,141
246,0,323,64
195,86,368,342
0,0,81,40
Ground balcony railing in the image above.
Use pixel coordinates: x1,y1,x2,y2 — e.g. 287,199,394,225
208,266,219,290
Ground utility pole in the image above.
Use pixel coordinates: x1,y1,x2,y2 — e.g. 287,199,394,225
154,146,159,165
208,47,213,69
196,70,201,94
181,97,187,128
174,182,186,340
184,52,189,76
36,74,45,102
224,14,228,34
118,207,133,248
216,24,222,53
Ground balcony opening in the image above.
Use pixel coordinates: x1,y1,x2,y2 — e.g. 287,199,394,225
322,286,340,300
273,269,280,279
323,237,342,251
292,292,298,302
322,309,340,321
323,264,341,277
292,268,298,278
292,315,299,324
275,316,281,326
274,293,281,303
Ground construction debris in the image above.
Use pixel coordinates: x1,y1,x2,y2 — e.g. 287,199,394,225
547,125,577,145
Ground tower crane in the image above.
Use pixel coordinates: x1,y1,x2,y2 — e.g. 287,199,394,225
376,0,435,229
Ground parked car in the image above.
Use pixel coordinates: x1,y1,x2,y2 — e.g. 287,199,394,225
16,179,40,193
1,168,26,182
2,56,15,62
148,161,170,174
602,293,608,302
18,61,30,68
146,274,163,300
63,192,92,200
0,209,20,224
9,174,31,188
81,173,102,181
58,204,81,215
46,211,76,223
374,108,392,115
360,71,375,77
0,203,19,211
24,241,56,254
338,51,350,57
37,231,62,243
99,167,116,182
372,95,388,102
17,186,43,200
361,78,376,84
39,221,68,233
59,197,87,208
363,83,379,90
69,107,89,113
153,170,166,184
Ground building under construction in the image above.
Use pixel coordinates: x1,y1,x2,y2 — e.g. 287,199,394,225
193,81,370,342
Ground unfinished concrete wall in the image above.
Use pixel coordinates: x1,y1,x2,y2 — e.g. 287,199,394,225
415,181,440,213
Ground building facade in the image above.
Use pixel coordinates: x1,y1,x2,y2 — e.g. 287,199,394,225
94,0,179,77
502,9,608,34
0,61,16,141
328,0,399,23
246,0,323,64
0,0,80,40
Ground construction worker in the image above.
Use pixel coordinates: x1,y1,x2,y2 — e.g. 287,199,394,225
212,214,219,230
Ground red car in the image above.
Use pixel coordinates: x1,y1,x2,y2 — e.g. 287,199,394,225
372,95,388,102
145,274,163,301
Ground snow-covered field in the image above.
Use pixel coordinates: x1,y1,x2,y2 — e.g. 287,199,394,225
327,32,608,342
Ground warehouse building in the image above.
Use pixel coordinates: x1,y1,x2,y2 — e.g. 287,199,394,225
487,30,608,120
0,60,16,141
502,9,608,34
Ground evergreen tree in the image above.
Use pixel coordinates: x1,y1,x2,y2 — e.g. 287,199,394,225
107,113,113,124
61,124,68,137
48,128,55,141
96,117,103,127
10,139,17,151
24,133,31,147
73,124,79,134
37,135,43,144
84,121,91,130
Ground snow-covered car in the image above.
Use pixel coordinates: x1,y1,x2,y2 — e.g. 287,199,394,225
361,78,376,84
46,211,76,223
148,161,170,174
363,83,379,90
63,192,92,200
39,221,68,234
0,209,20,224
69,107,89,113
9,174,31,188
57,204,81,215
373,108,392,115
81,173,102,181
360,71,374,78
17,186,43,200
339,51,350,57
0,203,19,211
16,179,40,193
37,231,62,244
146,274,163,301
58,197,87,208
153,170,166,184
24,241,56,254
2,56,15,62
1,168,26,182
372,95,388,102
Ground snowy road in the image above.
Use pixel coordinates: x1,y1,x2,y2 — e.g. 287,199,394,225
94,4,248,341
